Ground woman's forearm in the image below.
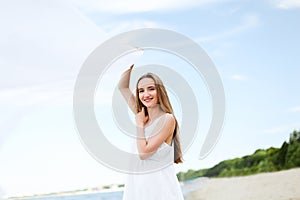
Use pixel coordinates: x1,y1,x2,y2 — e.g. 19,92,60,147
136,126,149,160
118,65,136,114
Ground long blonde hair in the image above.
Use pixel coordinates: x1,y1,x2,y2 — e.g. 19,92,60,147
135,73,183,164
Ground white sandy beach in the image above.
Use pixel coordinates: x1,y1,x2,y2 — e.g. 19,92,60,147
185,168,300,200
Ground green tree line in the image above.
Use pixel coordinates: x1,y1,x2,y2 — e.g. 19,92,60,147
177,130,300,181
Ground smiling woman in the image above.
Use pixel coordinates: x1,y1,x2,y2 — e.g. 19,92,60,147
118,64,184,200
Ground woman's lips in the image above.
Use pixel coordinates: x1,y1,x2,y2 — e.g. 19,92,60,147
143,98,153,102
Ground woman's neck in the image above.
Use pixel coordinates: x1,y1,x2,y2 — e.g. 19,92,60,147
147,104,164,121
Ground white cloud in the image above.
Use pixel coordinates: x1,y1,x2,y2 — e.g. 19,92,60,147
0,80,74,107
263,122,300,134
273,0,300,9
70,0,233,13
264,126,289,134
288,106,300,112
230,74,248,81
197,14,261,43
100,20,168,36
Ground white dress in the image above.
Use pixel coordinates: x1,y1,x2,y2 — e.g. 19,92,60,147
122,114,184,200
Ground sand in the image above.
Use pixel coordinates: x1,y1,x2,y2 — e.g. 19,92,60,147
185,168,300,200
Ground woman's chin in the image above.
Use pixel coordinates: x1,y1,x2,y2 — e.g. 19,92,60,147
144,103,158,109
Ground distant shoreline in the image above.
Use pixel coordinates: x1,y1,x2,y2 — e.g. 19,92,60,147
7,187,124,200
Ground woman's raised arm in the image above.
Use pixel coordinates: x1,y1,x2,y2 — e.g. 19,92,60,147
118,64,137,114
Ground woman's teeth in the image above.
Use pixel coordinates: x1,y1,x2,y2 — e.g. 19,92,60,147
144,98,152,102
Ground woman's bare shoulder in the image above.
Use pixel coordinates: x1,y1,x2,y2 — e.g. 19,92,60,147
160,113,175,124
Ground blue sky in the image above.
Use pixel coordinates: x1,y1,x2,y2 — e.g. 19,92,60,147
0,0,300,197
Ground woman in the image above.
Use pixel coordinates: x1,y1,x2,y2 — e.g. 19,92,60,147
118,64,184,200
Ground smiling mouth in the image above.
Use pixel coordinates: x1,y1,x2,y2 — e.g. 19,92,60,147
143,98,153,103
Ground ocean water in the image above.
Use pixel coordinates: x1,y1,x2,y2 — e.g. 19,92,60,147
20,177,208,200
21,191,123,200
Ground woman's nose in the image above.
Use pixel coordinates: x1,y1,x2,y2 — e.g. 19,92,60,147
144,90,150,97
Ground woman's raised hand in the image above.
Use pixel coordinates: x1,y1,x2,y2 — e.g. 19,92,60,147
124,64,134,74
129,64,134,70
135,107,148,128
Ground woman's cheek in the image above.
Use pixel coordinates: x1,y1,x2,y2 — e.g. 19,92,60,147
153,91,158,99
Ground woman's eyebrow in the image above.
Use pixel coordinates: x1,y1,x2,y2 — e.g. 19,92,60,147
138,84,155,89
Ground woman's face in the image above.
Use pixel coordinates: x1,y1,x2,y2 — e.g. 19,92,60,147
137,77,158,108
